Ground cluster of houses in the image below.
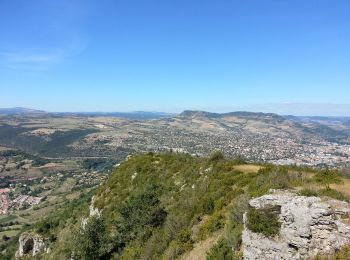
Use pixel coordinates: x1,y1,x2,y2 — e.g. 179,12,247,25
0,189,42,215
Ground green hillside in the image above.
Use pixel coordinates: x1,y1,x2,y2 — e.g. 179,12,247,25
3,152,349,259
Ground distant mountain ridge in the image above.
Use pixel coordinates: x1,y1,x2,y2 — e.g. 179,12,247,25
0,108,349,163
1,107,348,120
0,107,173,120
179,110,286,121
52,111,174,120
0,107,45,115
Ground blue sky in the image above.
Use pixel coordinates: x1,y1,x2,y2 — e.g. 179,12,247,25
0,0,349,115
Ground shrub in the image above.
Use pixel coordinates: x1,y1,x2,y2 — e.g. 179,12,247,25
313,169,343,190
230,194,249,225
318,188,349,202
199,212,225,240
206,238,237,260
246,205,281,237
163,229,194,259
176,228,194,252
73,216,112,260
298,188,319,197
209,151,225,162
114,185,167,245
226,194,249,251
201,196,215,214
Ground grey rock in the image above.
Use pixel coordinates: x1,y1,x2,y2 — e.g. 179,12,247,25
81,196,101,228
242,190,350,259
15,233,48,258
5,163,17,171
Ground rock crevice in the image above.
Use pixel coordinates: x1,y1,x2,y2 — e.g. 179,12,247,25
15,233,48,258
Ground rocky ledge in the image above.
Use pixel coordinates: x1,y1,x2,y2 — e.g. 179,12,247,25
242,190,350,259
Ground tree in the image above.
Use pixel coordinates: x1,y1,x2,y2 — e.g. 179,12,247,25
114,185,167,247
313,169,343,190
73,216,112,260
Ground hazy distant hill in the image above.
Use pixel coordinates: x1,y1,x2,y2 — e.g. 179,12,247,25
180,110,286,122
0,107,45,115
285,115,350,124
53,111,174,120
0,107,173,120
0,109,348,165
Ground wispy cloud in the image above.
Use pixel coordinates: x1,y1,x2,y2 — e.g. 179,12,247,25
0,51,64,70
0,40,87,71
0,0,90,71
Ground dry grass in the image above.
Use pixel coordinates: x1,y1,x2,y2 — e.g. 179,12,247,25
55,178,76,194
293,170,350,198
331,178,350,197
65,191,81,201
191,215,210,240
180,232,222,260
233,164,262,173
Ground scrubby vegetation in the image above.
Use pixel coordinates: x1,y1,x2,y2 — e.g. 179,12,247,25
313,169,344,190
246,205,281,237
3,152,349,259
81,158,119,171
206,238,236,260
298,188,349,202
0,149,49,166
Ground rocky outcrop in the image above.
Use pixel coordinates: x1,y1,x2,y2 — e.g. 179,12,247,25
15,233,48,258
81,196,101,228
242,190,350,259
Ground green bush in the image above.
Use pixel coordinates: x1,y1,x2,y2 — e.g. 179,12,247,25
201,196,215,214
298,188,319,197
73,216,112,260
298,188,349,202
114,185,167,248
225,194,249,251
313,169,343,190
246,205,281,237
206,238,237,260
209,151,225,162
318,188,349,202
176,228,194,252
199,212,225,240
